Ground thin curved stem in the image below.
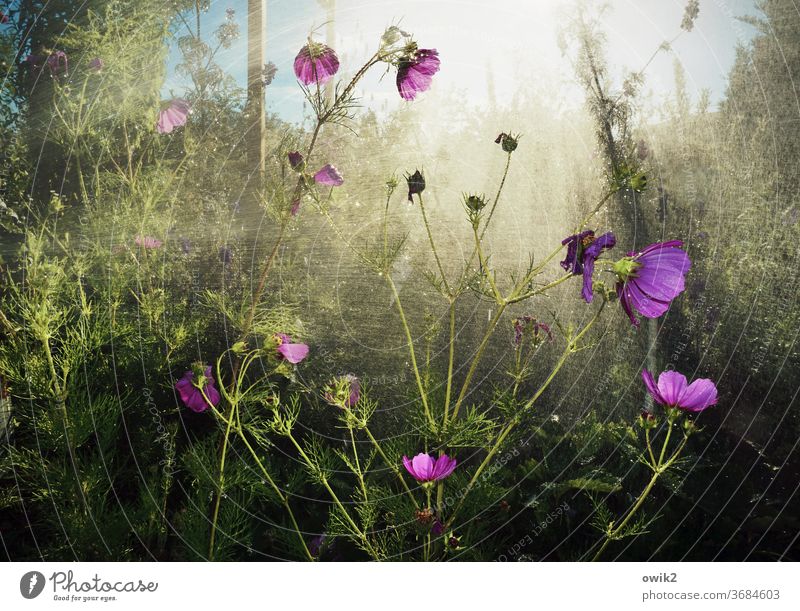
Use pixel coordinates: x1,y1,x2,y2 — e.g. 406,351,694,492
450,303,507,422
418,194,451,295
363,426,419,508
386,275,434,428
236,429,314,561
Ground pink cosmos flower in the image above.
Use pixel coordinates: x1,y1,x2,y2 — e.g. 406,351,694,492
176,366,220,413
313,164,344,186
294,41,339,85
274,333,309,364
157,98,190,134
396,48,440,101
641,369,717,413
134,235,162,249
402,453,457,483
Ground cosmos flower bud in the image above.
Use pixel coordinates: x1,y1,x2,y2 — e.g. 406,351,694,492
638,410,659,430
406,170,425,203
464,193,487,213
414,507,434,526
495,132,519,153
381,25,409,48
683,417,699,435
323,374,360,408
288,151,304,171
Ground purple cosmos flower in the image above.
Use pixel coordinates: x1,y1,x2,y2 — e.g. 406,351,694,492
88,57,104,71
406,169,425,203
157,98,190,134
288,151,304,171
432,519,444,536
134,235,162,249
615,240,691,327
1,11,9,24
294,41,339,85
396,48,440,101
641,369,717,413
402,453,457,483
176,366,220,413
313,164,344,187
275,333,309,364
290,199,301,217
561,230,616,303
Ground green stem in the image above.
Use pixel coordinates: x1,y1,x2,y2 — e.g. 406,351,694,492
235,428,314,561
418,194,451,295
445,348,569,530
591,414,687,562
450,303,507,421
386,275,434,428
363,426,419,508
459,152,513,289
473,225,503,302
350,425,369,502
446,305,604,529
481,152,512,238
442,300,456,427
208,398,235,560
286,432,379,559
424,486,432,561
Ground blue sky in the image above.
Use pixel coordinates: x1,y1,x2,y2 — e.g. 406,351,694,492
164,0,762,124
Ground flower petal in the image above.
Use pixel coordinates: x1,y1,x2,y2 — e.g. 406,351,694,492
641,369,666,405
433,455,457,480
411,453,435,481
656,370,688,406
314,164,344,187
277,342,309,364
617,281,640,327
402,455,415,478
678,378,718,412
627,280,672,318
